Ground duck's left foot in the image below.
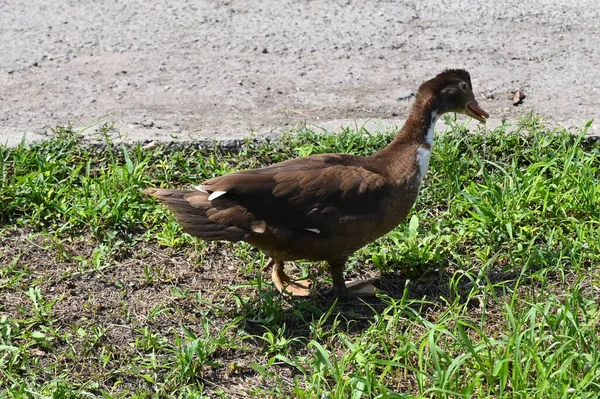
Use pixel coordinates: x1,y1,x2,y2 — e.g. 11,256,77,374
266,259,314,297
324,278,381,297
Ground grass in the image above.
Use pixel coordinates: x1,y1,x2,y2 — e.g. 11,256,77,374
0,114,599,398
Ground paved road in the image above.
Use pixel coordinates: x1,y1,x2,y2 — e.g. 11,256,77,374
1,0,599,146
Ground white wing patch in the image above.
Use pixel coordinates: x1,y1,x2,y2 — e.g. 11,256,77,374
304,228,321,234
208,191,227,201
251,220,267,234
194,185,208,193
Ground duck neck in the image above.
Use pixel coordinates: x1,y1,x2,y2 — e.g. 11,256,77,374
374,99,440,159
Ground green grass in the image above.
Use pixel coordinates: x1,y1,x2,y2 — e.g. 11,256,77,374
1,115,599,398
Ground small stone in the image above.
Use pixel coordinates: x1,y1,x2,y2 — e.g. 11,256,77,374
143,141,158,150
512,90,525,106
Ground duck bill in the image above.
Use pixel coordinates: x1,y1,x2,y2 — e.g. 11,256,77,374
465,101,489,123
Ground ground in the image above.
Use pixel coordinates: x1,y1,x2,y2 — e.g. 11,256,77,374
2,2,600,396
1,0,600,147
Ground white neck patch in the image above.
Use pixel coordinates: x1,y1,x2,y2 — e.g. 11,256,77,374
425,111,438,146
416,147,432,182
416,111,439,184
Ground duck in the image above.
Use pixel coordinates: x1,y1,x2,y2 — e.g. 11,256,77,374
144,69,489,297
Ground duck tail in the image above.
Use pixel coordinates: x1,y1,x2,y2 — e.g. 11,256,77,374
143,188,245,241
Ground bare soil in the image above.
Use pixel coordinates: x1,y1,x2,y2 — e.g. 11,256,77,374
2,0,600,147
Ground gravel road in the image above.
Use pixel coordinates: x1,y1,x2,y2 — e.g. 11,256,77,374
1,0,599,146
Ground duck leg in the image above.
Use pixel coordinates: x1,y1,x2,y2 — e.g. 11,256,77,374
326,259,380,297
264,258,314,297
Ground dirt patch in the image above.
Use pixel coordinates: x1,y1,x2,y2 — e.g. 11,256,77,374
1,225,516,394
2,0,600,147
0,228,263,392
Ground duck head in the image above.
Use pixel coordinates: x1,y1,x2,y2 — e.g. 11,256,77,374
418,69,489,123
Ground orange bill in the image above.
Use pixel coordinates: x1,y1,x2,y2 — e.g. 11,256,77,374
466,101,489,123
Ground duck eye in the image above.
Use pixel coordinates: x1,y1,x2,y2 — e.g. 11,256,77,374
458,81,469,91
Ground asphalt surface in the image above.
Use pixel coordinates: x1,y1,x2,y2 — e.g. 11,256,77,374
1,0,599,146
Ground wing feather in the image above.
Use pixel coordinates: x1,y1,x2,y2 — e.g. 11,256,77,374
200,154,391,233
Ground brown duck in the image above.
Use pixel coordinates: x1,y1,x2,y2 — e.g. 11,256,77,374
145,69,488,297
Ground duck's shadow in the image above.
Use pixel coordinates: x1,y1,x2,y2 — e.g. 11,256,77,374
241,266,520,339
